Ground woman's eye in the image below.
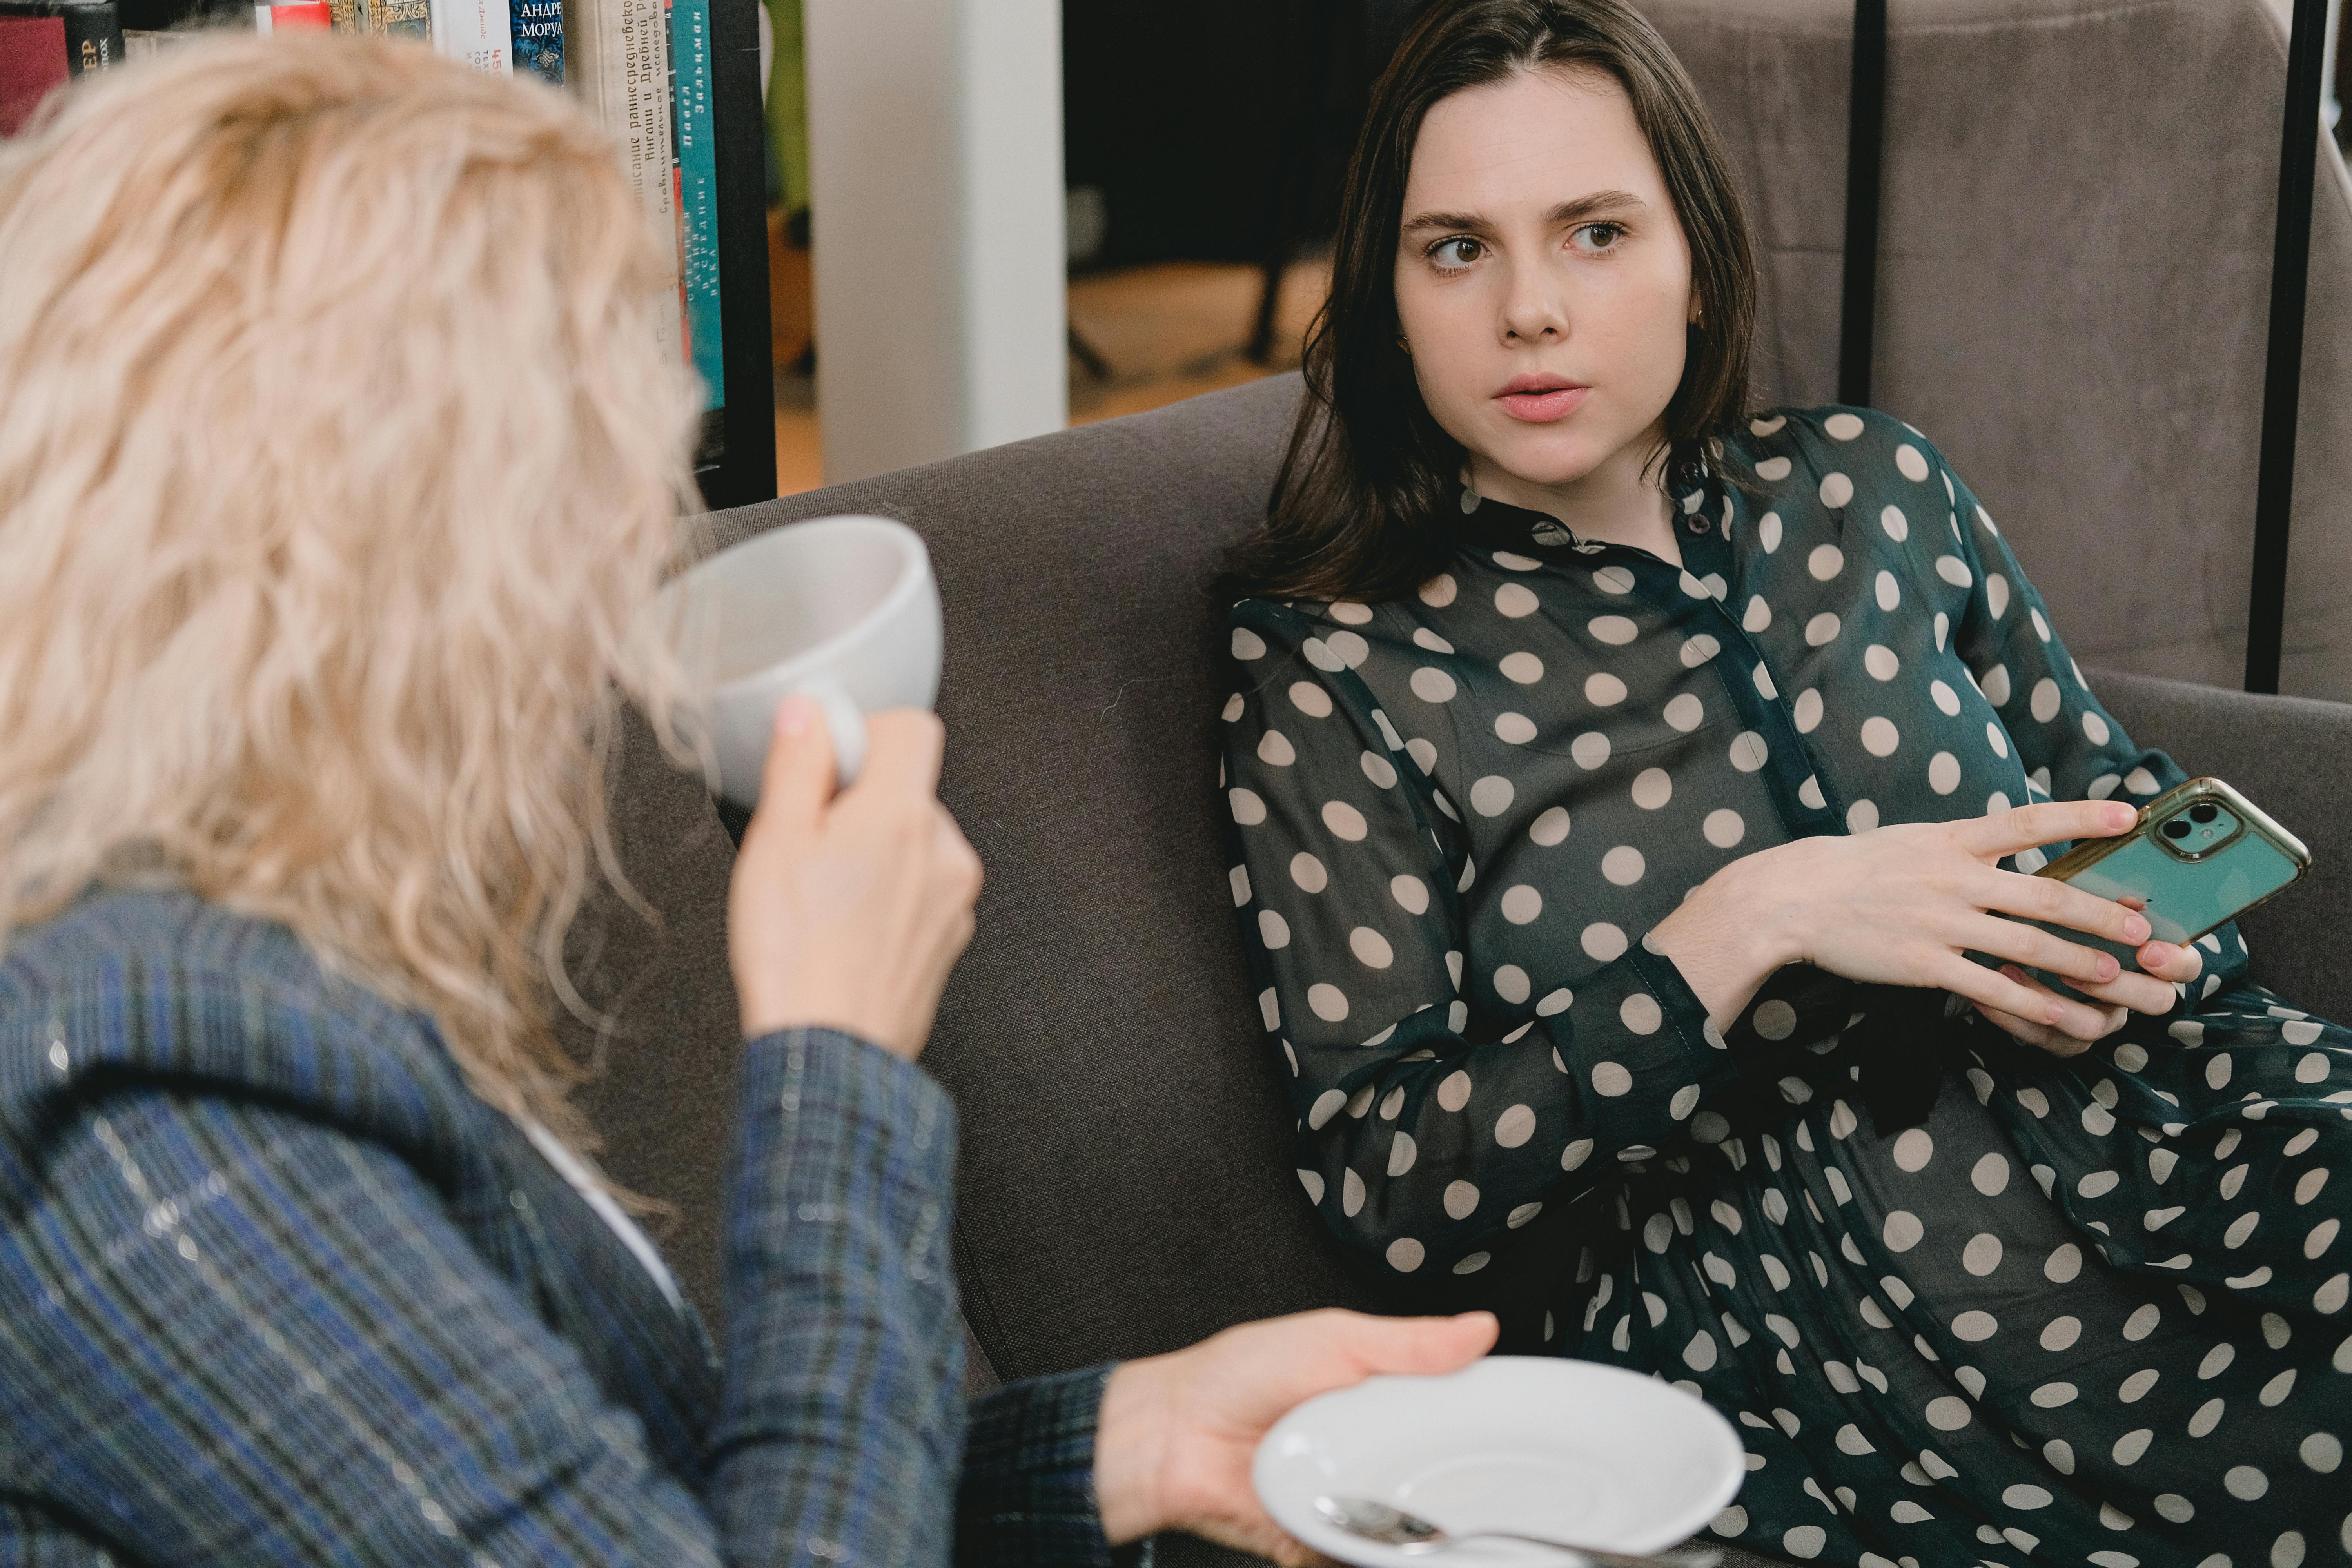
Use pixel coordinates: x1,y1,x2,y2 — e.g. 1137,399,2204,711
1574,223,1626,252
1431,237,1483,269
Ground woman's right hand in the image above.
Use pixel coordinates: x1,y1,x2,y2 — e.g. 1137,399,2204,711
726,695,983,1059
1652,799,2165,1051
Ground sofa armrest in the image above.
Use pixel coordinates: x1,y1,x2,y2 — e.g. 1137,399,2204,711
2085,667,2352,1021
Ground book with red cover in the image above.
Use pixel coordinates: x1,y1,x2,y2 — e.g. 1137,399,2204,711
0,0,121,136
252,0,328,27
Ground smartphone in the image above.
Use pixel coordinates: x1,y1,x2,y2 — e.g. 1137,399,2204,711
2028,777,2311,987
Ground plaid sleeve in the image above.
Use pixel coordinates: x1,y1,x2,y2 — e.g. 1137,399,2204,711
0,1023,976,1568
956,1366,1122,1568
706,1025,970,1567
0,1087,732,1565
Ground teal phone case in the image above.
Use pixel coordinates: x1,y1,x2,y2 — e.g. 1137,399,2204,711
2020,778,2310,1001
2061,829,2301,947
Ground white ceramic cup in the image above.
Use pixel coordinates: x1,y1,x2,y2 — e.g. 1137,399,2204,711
651,515,941,806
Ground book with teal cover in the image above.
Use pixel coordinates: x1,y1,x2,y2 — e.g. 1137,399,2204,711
668,0,720,411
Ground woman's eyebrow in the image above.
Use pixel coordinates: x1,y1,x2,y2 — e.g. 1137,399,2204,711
1547,190,1648,224
1400,209,1492,238
1399,190,1650,238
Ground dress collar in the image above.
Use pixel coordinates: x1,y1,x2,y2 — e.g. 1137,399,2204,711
1451,479,1730,564
1451,484,1593,557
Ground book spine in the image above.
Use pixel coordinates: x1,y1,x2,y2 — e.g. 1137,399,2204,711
668,0,719,408
253,0,328,29
62,0,122,70
369,0,425,40
428,0,508,74
0,15,68,136
571,0,680,366
508,0,557,83
624,0,682,365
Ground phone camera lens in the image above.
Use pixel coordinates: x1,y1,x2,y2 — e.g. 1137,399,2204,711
2189,804,2219,824
2163,820,2192,840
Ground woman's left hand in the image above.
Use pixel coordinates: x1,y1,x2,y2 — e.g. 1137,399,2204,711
1974,905,2203,1056
1093,1308,1499,1565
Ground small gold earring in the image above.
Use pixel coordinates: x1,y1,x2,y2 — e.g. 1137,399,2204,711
1395,332,1409,351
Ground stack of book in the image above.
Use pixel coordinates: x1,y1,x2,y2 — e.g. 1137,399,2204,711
0,0,725,457
566,0,725,439
336,0,727,434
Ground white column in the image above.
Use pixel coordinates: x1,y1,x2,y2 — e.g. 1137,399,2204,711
804,0,1067,484
2324,0,2343,134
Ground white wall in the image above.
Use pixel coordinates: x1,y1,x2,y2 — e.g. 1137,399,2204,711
2325,0,2344,131
804,0,1067,484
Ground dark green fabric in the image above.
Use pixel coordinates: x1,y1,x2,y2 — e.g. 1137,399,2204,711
1220,405,2352,1567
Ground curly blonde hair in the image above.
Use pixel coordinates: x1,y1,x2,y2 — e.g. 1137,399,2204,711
0,34,699,1153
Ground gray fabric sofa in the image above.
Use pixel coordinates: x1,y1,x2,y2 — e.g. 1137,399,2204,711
1638,0,2352,702
570,372,2352,1568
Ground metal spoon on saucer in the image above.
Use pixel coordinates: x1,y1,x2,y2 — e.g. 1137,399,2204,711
1315,1495,1723,1568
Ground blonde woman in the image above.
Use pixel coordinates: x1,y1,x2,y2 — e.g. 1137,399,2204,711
0,38,1494,1567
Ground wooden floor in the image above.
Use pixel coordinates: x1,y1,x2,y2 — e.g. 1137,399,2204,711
773,259,1329,497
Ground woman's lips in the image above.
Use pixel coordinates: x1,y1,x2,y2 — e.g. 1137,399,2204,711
1495,384,1590,422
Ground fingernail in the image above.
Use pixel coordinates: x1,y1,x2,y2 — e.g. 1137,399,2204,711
2123,914,2151,942
2045,1001,2065,1024
2096,955,2119,981
2143,942,2176,965
778,695,813,736
2105,803,2136,830
2001,964,2024,982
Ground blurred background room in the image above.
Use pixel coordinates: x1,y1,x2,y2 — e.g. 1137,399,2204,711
5,0,2351,693
753,0,2352,497
759,1,1425,494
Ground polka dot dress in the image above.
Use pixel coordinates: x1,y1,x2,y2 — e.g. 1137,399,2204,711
1219,407,2352,1568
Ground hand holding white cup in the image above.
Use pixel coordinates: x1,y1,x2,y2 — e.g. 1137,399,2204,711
651,515,942,801
725,693,981,1053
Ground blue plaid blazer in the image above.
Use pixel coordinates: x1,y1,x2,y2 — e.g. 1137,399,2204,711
0,889,1114,1567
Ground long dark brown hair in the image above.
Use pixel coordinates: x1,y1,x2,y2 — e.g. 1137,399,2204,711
1227,0,1759,603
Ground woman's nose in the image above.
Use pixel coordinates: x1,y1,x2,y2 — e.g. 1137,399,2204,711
1499,264,1568,343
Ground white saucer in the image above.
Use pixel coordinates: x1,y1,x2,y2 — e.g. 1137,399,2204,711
1252,1356,1742,1568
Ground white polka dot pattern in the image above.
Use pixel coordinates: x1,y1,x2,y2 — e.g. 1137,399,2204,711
1213,404,2347,1557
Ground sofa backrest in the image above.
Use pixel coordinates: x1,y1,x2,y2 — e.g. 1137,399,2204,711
572,375,1381,1357
751,375,1393,1373
1644,0,2352,702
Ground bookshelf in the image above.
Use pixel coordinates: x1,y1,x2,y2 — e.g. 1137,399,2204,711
695,0,773,509
4,0,779,505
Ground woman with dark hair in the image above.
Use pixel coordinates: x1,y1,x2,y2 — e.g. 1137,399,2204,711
1220,2,2352,1564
